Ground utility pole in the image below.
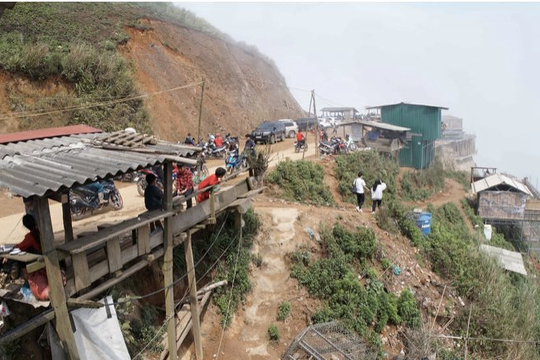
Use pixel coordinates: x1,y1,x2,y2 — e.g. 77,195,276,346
304,94,314,160
197,78,206,145
312,90,319,157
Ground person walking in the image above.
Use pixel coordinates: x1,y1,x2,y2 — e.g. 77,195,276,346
353,171,369,212
371,180,387,213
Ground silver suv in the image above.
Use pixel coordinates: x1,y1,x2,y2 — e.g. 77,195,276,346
278,119,299,138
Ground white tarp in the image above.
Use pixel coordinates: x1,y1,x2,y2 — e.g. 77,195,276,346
71,296,131,360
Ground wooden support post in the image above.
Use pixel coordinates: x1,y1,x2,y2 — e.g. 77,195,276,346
197,78,206,144
209,188,216,223
312,90,319,157
34,196,79,360
162,162,177,360
62,198,74,243
184,230,203,359
235,210,243,247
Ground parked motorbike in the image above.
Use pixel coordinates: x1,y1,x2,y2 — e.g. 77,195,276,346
202,142,227,159
294,140,309,153
344,135,357,153
137,167,177,197
70,180,123,221
319,137,345,155
225,150,248,174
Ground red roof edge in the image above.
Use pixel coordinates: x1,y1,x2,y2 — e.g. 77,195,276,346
0,125,103,144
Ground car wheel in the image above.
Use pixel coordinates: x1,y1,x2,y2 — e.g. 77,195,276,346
270,135,276,144
288,130,295,138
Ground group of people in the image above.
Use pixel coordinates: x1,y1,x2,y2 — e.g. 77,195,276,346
144,165,227,215
352,171,387,213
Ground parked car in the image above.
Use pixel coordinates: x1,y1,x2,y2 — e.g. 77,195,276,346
295,117,318,132
278,119,299,138
251,121,286,144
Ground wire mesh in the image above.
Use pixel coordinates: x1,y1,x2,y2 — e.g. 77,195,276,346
282,321,377,360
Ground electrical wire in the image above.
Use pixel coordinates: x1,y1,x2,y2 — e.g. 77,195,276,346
0,80,203,121
214,222,244,360
105,211,230,307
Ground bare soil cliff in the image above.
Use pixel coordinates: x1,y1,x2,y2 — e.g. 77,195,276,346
121,20,304,141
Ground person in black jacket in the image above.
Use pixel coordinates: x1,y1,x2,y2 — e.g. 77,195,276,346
144,173,163,232
144,173,163,210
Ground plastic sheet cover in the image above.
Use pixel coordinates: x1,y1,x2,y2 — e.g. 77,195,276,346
71,296,130,360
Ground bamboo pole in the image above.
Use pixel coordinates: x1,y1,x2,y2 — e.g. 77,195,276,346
34,196,80,360
163,161,177,360
184,230,203,359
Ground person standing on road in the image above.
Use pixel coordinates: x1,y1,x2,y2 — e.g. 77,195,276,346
144,173,164,232
353,171,369,212
371,180,387,213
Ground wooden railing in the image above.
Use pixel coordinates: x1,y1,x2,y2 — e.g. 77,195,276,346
55,178,260,297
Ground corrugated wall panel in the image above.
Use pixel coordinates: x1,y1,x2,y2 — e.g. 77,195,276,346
381,104,441,141
383,104,441,169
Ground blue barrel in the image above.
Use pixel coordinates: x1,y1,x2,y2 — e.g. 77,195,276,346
416,212,432,235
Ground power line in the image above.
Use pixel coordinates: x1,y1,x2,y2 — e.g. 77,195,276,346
0,81,204,121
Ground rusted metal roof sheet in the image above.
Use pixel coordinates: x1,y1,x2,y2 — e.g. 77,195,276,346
479,244,527,276
471,173,532,196
0,131,202,198
0,125,102,145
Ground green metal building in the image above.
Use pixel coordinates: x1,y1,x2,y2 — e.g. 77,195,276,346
365,102,448,169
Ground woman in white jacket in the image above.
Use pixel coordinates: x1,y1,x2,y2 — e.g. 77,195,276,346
371,179,387,213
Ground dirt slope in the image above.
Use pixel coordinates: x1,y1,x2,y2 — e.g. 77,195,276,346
121,20,304,141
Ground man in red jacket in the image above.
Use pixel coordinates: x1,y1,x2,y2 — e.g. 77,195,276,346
197,167,227,203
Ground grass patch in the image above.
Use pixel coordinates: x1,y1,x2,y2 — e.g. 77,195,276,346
268,324,280,340
335,151,399,205
400,160,445,201
266,160,335,205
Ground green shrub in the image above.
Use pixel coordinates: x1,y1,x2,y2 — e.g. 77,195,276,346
266,160,335,205
381,258,391,271
398,289,421,329
400,161,445,201
334,151,399,204
268,324,280,341
277,301,291,321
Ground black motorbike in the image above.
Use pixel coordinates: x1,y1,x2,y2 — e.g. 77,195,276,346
294,140,309,153
319,137,344,155
70,180,124,220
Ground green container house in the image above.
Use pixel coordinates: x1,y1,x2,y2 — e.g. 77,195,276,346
365,102,448,169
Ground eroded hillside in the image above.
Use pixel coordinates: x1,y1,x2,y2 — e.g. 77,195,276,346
0,3,304,140
121,20,304,140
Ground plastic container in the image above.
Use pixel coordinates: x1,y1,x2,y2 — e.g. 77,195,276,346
415,212,432,235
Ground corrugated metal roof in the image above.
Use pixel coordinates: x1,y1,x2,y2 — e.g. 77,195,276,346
471,173,532,196
365,102,449,110
320,107,359,113
479,244,527,275
0,131,202,198
0,125,102,145
340,120,411,132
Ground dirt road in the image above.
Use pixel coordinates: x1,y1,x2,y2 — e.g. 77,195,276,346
0,137,317,245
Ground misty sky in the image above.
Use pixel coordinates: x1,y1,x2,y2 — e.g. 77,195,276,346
180,2,540,186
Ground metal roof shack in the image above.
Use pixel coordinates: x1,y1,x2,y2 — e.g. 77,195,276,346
320,107,359,120
471,173,532,196
0,129,201,198
365,102,449,169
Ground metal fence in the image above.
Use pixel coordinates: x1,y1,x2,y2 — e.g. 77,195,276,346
282,322,377,360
